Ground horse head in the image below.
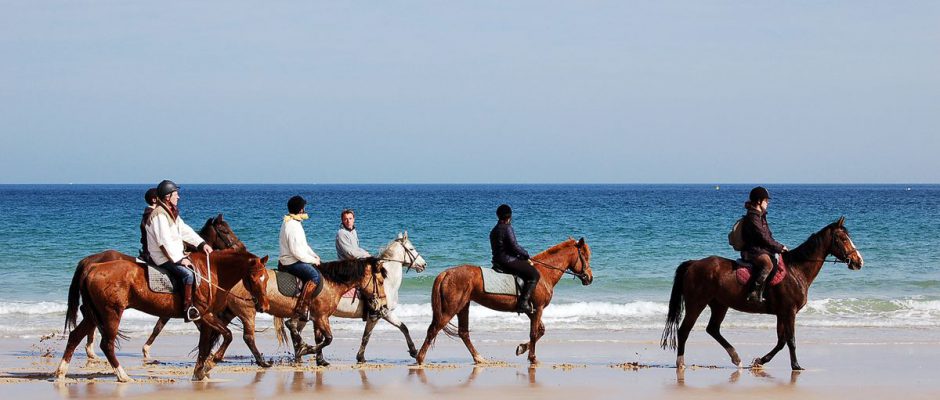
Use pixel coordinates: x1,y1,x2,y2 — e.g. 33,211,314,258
360,258,390,320
241,254,270,313
204,214,246,251
572,237,594,285
389,231,427,272
828,216,864,270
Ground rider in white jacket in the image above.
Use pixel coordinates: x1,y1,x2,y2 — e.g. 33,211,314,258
278,195,322,320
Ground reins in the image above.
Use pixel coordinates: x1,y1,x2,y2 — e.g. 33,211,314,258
190,254,259,303
529,245,588,280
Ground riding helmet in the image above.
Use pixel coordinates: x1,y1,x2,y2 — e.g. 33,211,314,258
156,180,179,198
288,195,307,214
749,186,771,203
496,204,512,220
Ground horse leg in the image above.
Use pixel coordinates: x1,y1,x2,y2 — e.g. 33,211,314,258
285,318,312,364
56,317,96,380
314,328,330,366
415,306,458,365
753,313,788,368
237,310,272,368
193,313,231,380
84,329,98,360
782,313,803,370
356,318,380,364
454,303,486,364
520,310,545,365
383,312,418,359
676,301,707,370
142,317,169,359
98,307,132,382
210,311,236,363
705,304,741,367
310,316,333,367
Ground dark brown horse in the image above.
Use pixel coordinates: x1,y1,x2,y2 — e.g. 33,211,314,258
416,238,593,365
661,217,864,370
75,214,245,360
56,249,271,382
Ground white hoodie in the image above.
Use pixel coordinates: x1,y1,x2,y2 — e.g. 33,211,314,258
279,217,321,266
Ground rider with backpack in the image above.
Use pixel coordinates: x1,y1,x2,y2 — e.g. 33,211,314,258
739,186,789,304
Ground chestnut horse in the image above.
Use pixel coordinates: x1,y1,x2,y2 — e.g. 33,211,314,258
661,217,864,370
77,214,245,360
416,238,593,365
56,249,271,382
273,233,428,365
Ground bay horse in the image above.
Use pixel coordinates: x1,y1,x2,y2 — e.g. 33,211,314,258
661,217,864,370
416,237,593,365
56,248,271,382
238,257,390,366
76,214,245,360
272,232,428,365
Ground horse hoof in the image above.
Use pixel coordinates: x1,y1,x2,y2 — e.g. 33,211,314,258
751,358,764,369
316,359,330,367
792,365,804,371
515,344,528,356
528,358,539,366
409,349,418,359
258,359,273,368
356,357,366,364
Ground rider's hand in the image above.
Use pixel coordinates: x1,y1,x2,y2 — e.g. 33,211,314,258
203,244,214,254
782,246,789,252
528,260,534,266
181,258,194,267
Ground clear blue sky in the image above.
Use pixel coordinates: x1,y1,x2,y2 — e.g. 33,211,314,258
2,2,937,184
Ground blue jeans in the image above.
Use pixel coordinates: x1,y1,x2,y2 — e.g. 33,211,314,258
280,262,321,286
161,261,195,285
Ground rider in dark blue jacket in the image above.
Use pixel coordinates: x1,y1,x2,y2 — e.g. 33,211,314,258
490,204,540,313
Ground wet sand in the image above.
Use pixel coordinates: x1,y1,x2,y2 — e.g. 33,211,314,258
2,326,939,399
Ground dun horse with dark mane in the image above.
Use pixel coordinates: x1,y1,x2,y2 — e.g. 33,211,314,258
661,217,863,370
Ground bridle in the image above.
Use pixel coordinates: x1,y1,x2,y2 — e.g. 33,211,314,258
208,221,238,250
529,244,590,281
378,237,421,272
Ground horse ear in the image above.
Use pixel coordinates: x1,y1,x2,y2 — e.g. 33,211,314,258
207,217,215,226
260,255,269,265
578,237,585,247
404,230,408,238
837,216,845,227
397,232,403,239
217,213,224,221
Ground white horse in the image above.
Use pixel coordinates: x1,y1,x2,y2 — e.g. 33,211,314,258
274,231,427,364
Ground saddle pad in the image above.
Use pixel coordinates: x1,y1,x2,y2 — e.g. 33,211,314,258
139,259,201,294
275,270,302,297
480,267,521,296
734,255,787,287
342,288,357,299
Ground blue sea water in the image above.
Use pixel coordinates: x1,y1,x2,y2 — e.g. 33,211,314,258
0,184,938,338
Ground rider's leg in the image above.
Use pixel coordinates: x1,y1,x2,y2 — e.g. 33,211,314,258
746,253,773,304
283,262,318,321
162,262,199,321
505,259,540,313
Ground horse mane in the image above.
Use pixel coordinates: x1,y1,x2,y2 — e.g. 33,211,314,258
316,257,376,284
533,238,578,261
377,238,399,258
784,222,841,263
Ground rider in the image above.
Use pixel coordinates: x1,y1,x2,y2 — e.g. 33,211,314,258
278,195,322,320
145,180,214,322
741,186,789,304
139,187,158,263
490,204,539,314
335,208,375,318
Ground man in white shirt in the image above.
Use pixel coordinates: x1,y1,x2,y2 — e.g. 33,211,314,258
145,180,213,322
279,195,322,320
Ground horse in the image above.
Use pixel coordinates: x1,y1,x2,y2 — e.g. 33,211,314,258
76,214,245,360
416,237,593,365
661,217,864,370
272,232,428,365
55,248,271,382
190,253,391,366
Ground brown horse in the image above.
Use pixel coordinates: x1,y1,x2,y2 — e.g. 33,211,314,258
56,249,271,382
661,217,864,370
76,214,245,360
416,238,593,365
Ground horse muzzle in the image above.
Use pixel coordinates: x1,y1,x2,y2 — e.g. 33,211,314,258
580,275,593,286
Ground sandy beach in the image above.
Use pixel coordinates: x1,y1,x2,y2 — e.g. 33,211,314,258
2,324,938,400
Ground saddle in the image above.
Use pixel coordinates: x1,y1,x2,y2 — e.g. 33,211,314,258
275,263,323,299
732,255,787,287
481,265,523,296
135,257,201,294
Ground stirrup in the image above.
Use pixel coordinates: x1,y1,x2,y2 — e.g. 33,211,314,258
186,306,202,322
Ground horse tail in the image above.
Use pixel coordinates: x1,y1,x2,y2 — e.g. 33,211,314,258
273,316,287,347
429,270,458,342
661,260,693,351
65,258,88,332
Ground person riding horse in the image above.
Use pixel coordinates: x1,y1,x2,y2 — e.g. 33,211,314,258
335,208,377,319
490,204,540,314
279,195,323,320
138,187,159,263
741,186,789,304
145,180,214,322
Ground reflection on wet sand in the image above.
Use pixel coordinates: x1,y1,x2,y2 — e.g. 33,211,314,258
675,367,802,388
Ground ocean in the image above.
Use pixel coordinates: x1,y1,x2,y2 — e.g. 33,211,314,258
1,184,938,339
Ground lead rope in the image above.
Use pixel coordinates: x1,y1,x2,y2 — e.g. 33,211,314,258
206,253,213,305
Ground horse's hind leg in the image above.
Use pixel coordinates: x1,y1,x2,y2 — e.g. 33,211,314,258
705,304,741,367
56,317,96,379
356,318,380,364
142,317,169,359
98,307,132,382
676,301,707,369
285,318,312,364
416,305,459,365
310,317,333,367
455,304,486,364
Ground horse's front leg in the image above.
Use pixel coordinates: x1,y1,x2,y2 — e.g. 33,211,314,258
192,313,231,381
753,313,788,368
85,328,98,360
526,309,545,365
384,312,418,359
209,311,236,363
356,317,380,364
782,313,802,370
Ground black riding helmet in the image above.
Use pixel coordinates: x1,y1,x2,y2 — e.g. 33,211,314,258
157,180,179,198
496,204,512,220
288,195,307,215
749,186,771,203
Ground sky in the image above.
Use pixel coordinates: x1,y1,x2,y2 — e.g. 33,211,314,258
1,1,938,184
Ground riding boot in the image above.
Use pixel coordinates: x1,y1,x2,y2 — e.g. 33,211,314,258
293,282,313,321
183,283,201,322
517,280,537,314
746,267,772,305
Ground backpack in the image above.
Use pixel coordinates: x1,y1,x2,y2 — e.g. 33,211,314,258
728,217,745,251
